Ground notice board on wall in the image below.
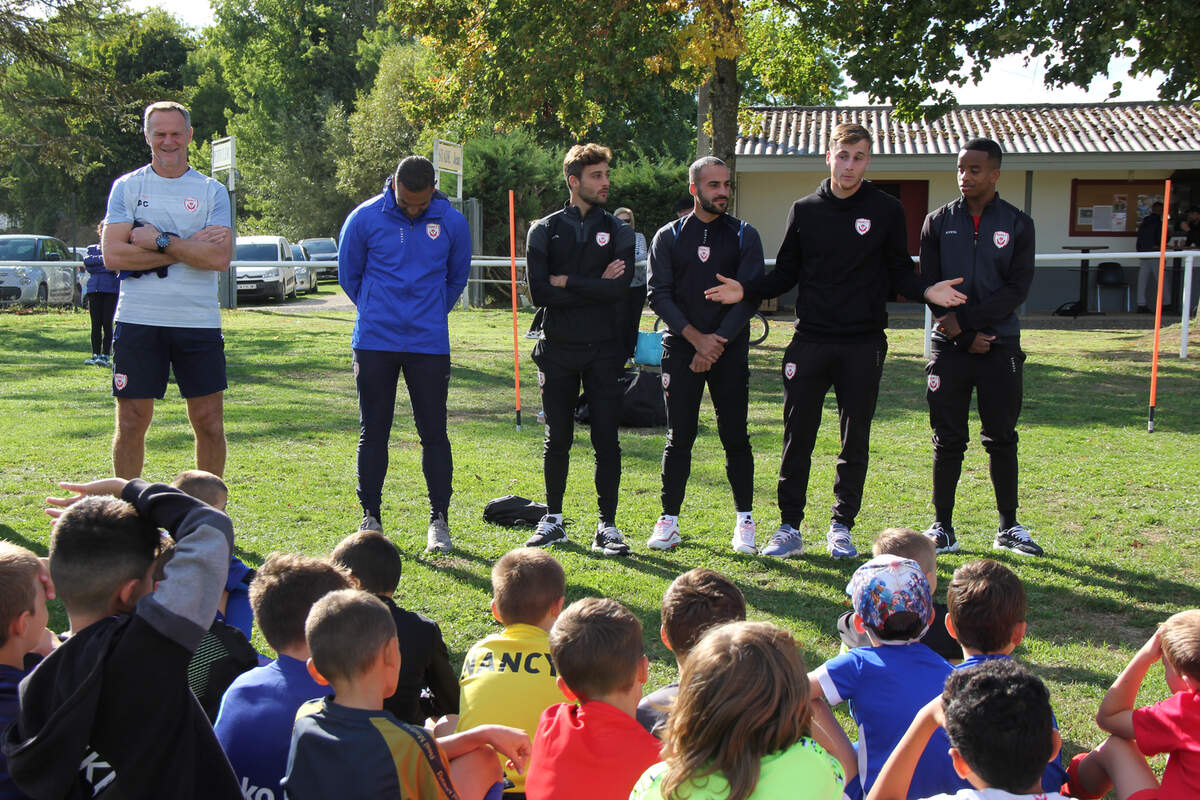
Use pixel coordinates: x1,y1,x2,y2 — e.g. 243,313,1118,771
1070,179,1165,236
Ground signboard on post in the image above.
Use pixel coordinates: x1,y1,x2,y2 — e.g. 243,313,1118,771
211,136,237,309
433,139,464,199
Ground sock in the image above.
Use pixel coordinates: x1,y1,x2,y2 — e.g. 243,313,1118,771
999,510,1018,531
660,513,678,525
598,517,615,530
935,506,954,530
545,513,563,524
736,511,752,523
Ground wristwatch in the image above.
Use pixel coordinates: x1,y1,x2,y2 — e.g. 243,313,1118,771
155,232,174,253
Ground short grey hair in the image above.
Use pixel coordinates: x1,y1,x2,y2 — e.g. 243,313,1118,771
143,101,191,133
689,156,726,185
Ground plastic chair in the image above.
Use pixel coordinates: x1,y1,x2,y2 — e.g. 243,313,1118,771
1095,262,1130,312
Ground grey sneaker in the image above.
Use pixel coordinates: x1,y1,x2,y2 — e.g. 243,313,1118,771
592,523,631,556
761,524,804,558
359,514,383,532
826,521,857,558
426,513,452,554
526,516,567,548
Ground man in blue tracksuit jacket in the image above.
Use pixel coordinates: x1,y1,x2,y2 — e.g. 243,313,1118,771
338,156,470,554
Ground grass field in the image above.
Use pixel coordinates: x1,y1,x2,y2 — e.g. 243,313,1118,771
2,304,1199,784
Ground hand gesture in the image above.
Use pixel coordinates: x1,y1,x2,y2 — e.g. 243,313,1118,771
480,725,532,775
967,332,996,354
689,353,713,373
704,274,744,304
692,332,727,362
548,274,567,287
45,478,129,520
924,278,967,307
190,226,231,245
935,312,962,338
128,224,162,251
601,259,626,279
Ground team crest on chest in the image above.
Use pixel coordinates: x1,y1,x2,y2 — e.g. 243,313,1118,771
855,218,871,235
114,373,128,391
595,231,610,246
183,197,199,213
993,231,1010,248
784,362,797,380
928,374,941,392
697,246,711,263
426,223,441,240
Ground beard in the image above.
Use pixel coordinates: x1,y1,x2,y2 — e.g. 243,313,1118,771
697,192,727,216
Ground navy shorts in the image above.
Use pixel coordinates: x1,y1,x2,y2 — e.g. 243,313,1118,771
112,322,227,399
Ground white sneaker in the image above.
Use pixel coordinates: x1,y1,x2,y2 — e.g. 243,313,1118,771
731,517,757,554
647,516,682,550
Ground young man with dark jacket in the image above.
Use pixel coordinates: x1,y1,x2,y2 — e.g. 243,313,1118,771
706,123,966,559
338,155,471,554
646,156,764,552
919,137,1042,557
525,143,635,556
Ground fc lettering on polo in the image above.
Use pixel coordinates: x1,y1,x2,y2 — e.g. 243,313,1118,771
462,650,557,677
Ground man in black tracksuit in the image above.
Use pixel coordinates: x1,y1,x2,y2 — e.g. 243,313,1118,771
525,143,635,556
920,137,1042,557
707,123,967,559
645,156,764,553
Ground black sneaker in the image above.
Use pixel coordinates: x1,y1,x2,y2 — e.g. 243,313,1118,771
526,516,567,548
592,523,631,557
994,524,1044,556
923,522,959,554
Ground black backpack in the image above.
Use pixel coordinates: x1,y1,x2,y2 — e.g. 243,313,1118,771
483,495,548,528
574,368,667,428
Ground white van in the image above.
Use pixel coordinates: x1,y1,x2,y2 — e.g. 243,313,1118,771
234,235,298,301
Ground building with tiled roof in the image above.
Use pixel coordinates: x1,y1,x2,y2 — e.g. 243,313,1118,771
732,103,1200,312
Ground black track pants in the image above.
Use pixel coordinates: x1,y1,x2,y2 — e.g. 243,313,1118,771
926,339,1024,515
778,336,887,528
660,335,753,515
89,292,117,355
354,349,453,519
533,340,624,522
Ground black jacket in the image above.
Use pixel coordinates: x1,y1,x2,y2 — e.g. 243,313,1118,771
744,179,927,341
647,212,764,341
921,192,1034,345
1137,212,1162,252
381,597,460,726
526,204,635,345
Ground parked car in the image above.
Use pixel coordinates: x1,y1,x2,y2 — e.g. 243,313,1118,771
0,235,79,306
234,235,297,302
298,237,338,280
289,244,319,294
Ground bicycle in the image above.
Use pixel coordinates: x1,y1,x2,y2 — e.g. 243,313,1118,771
653,310,770,346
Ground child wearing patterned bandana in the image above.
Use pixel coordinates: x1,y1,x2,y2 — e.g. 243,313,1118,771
807,555,965,799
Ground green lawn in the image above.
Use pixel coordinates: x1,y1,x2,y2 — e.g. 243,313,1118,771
2,305,1198,782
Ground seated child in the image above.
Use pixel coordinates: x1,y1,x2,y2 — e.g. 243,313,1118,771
632,621,846,800
636,568,746,737
283,589,530,800
0,543,53,798
456,548,566,794
330,530,459,725
837,529,959,662
943,559,1066,792
3,477,242,799
866,659,1065,800
172,470,259,721
1063,609,1200,800
809,554,962,799
214,553,350,798
524,597,662,800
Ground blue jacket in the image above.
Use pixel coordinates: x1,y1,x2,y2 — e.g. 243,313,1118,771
338,180,471,354
83,244,119,295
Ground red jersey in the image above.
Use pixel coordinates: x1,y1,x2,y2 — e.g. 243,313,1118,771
525,701,662,800
1132,690,1200,799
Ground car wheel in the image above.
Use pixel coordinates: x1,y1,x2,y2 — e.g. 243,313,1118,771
287,280,297,300
36,283,48,305
72,284,82,307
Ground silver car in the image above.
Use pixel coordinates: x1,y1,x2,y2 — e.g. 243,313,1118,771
234,235,298,302
290,244,319,294
0,235,79,305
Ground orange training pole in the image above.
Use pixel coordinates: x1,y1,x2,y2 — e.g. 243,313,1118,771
509,189,523,431
1148,179,1172,432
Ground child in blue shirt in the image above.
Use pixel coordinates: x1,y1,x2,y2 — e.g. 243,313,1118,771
808,555,963,799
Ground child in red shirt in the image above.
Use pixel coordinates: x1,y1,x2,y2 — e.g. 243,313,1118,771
524,597,662,800
1065,609,1200,800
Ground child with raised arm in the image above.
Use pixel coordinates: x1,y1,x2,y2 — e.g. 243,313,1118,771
809,554,962,799
283,589,529,800
2,477,242,799
866,659,1065,800
632,621,846,800
1064,609,1200,800
525,597,662,800
330,530,459,725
